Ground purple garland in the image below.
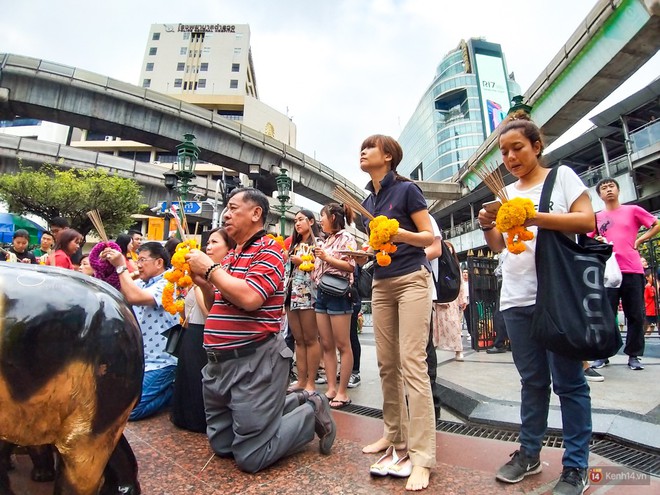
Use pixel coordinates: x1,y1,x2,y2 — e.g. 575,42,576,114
89,241,122,290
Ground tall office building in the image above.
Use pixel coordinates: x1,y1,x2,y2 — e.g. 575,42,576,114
397,39,520,182
73,22,296,165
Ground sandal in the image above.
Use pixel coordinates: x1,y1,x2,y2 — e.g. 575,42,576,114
329,398,352,409
369,445,398,476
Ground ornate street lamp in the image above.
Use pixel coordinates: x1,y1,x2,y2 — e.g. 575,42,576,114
275,167,292,236
507,95,532,116
162,170,179,240
175,133,200,200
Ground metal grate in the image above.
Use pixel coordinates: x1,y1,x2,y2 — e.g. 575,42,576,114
341,405,659,477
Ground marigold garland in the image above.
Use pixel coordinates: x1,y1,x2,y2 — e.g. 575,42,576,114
495,197,536,254
267,234,287,254
369,215,399,266
162,239,198,319
296,243,315,272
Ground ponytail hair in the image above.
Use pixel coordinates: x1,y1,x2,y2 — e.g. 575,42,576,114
498,110,545,158
320,202,354,232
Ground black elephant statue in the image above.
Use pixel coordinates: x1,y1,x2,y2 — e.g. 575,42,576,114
0,263,144,494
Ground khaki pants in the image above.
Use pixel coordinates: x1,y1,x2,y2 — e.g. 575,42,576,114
372,267,435,468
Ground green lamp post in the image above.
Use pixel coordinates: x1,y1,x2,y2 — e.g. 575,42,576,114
175,133,200,200
275,167,292,237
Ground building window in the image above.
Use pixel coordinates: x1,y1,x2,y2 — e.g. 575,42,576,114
233,47,241,55
410,164,423,181
174,78,182,88
183,82,188,90
177,62,185,71
231,63,240,72
146,63,154,72
230,79,238,89
152,32,160,41
148,47,157,56
183,33,190,40
200,63,208,71
142,79,151,88
198,79,206,89
180,47,187,56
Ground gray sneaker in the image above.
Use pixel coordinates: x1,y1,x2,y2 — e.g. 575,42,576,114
496,449,542,483
591,358,609,369
347,373,361,388
307,392,336,455
628,356,644,370
553,467,588,494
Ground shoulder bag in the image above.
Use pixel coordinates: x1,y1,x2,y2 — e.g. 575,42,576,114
530,167,622,360
318,273,350,297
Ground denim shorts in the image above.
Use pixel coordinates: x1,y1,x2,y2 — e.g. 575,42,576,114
314,288,353,315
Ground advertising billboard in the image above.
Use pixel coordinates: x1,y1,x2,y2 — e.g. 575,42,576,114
474,52,510,135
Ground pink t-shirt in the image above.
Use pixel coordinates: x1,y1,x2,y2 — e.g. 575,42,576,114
596,205,657,274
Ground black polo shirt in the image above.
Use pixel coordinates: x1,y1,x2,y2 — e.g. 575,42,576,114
362,171,430,280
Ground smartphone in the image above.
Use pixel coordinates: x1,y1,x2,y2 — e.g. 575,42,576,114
483,200,502,214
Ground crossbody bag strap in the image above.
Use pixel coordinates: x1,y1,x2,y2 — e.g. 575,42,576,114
538,166,559,214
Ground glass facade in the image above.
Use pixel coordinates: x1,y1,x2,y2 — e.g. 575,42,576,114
398,41,520,182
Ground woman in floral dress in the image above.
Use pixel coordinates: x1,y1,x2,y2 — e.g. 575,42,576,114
286,209,322,393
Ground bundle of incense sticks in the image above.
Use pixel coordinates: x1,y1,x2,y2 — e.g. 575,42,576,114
86,209,108,242
333,186,374,220
169,200,188,240
470,162,509,202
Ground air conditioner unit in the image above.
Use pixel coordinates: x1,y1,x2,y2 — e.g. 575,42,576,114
104,136,113,141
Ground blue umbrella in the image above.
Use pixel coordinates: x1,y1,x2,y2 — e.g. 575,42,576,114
0,213,46,246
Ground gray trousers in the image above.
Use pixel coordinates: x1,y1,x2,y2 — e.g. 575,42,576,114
202,334,316,473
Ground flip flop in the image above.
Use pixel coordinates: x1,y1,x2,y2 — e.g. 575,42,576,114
329,398,352,409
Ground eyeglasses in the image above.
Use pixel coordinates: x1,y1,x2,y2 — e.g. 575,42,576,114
136,257,156,265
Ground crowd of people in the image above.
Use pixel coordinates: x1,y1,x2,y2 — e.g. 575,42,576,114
1,112,658,494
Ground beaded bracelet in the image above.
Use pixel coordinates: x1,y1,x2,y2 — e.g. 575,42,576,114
204,263,222,282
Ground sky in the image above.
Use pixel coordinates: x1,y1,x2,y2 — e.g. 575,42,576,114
1,0,658,194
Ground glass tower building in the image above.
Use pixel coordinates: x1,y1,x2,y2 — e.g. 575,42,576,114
398,39,521,182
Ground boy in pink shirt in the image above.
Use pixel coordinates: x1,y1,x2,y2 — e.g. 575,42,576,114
591,178,660,370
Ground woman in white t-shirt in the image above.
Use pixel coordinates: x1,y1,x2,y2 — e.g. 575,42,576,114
477,111,595,494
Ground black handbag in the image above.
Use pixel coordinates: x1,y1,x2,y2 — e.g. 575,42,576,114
530,166,622,360
318,273,350,297
162,324,184,358
357,261,375,300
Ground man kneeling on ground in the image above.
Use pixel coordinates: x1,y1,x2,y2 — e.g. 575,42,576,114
186,187,336,473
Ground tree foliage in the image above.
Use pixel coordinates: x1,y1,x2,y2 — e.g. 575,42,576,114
0,164,143,238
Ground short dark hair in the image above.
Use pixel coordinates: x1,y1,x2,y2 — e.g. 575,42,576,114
41,231,54,240
137,241,170,267
13,229,30,240
596,177,619,195
129,230,142,238
49,217,70,229
228,187,270,225
164,237,179,259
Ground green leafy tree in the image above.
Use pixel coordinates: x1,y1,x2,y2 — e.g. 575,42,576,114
0,164,143,238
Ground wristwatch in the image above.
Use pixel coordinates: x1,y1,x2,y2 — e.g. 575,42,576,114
116,265,128,275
